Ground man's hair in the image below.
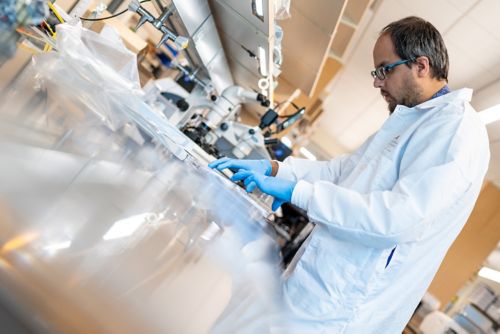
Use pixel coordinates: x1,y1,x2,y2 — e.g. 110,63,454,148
381,16,449,82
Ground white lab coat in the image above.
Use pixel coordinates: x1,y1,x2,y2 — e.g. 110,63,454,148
276,88,490,333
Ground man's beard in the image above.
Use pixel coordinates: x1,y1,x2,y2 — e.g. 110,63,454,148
387,75,423,114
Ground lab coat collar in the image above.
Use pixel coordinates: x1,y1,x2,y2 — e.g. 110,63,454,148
391,88,473,116
416,88,473,110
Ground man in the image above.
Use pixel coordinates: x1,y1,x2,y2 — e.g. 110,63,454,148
209,17,490,333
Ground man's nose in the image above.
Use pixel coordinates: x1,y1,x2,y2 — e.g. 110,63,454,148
373,76,383,88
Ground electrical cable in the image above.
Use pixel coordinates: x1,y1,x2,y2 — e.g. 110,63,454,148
290,101,300,110
274,100,285,109
79,0,150,21
48,2,65,23
280,107,305,119
42,20,55,37
273,101,304,118
80,8,127,21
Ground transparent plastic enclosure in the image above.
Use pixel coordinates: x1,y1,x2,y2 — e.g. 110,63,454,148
0,23,286,333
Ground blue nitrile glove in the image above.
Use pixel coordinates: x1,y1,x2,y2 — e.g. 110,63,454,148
208,157,272,176
231,170,296,211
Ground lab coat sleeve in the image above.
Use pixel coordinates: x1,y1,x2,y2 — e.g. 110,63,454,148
276,157,347,183
291,111,488,249
276,135,374,183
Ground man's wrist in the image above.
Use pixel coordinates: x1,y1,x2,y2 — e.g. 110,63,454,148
270,160,279,176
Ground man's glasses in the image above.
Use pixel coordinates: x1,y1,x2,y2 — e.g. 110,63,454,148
371,58,414,80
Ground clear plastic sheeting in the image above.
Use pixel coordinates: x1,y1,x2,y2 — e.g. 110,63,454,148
35,23,143,131
26,22,195,160
274,0,291,20
0,23,289,333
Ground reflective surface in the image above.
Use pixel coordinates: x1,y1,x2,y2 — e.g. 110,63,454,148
0,24,284,333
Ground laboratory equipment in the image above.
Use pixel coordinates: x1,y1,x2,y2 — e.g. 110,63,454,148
143,76,273,159
0,0,48,65
178,84,270,158
128,0,189,49
419,311,468,334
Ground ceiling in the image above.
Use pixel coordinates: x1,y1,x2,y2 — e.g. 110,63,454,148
315,0,500,187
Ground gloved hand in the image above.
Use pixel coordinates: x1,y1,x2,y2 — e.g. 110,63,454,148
208,157,272,176
231,170,296,211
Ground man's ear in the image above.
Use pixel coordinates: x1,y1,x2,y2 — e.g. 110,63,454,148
415,56,431,78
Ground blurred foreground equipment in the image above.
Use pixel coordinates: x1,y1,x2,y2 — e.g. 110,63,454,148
0,23,286,333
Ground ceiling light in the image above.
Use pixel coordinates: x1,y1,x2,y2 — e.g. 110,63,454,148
281,136,292,147
478,104,500,125
299,147,317,160
254,0,264,17
478,266,500,284
258,46,267,76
